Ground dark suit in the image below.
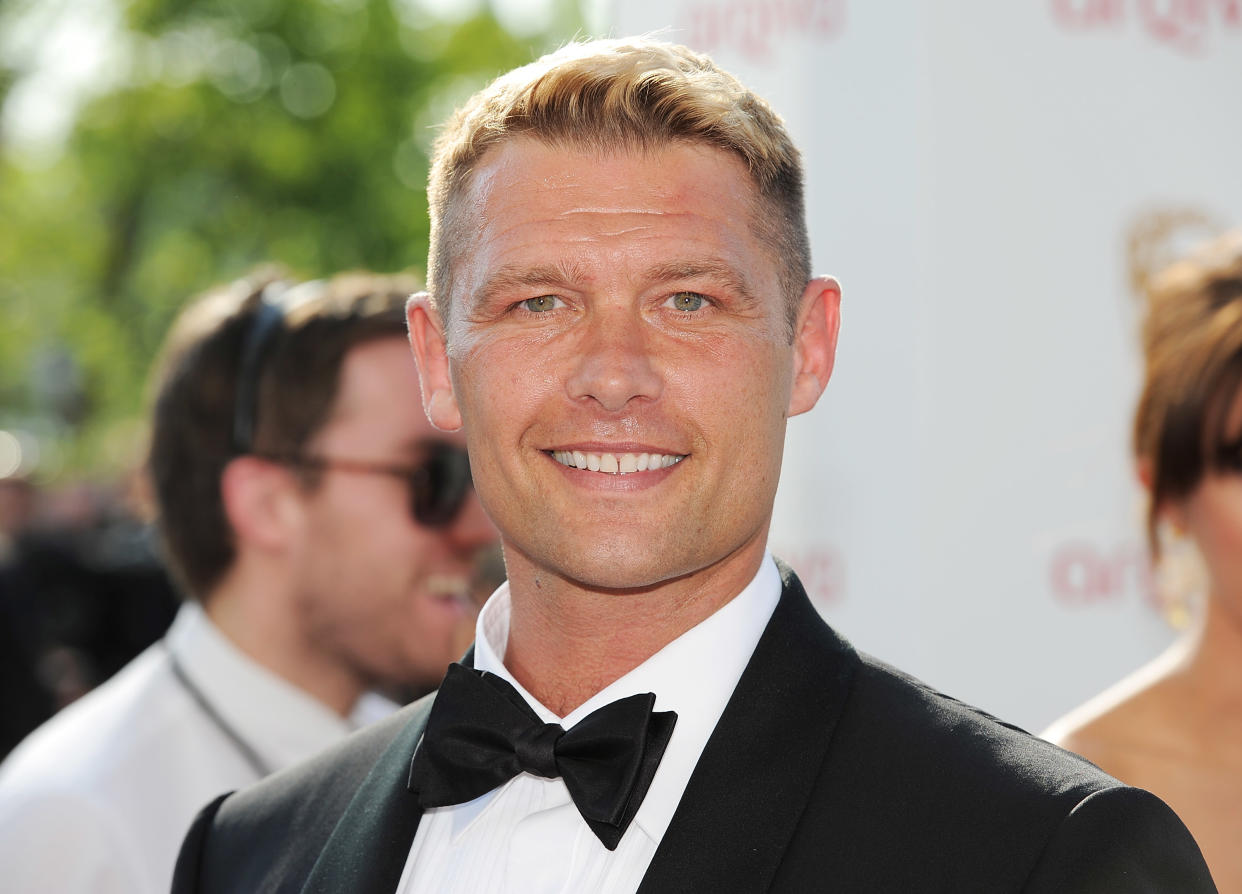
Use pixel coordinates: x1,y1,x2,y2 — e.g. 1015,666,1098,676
173,565,1216,892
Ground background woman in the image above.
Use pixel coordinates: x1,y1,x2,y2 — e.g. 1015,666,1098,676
1045,229,1242,891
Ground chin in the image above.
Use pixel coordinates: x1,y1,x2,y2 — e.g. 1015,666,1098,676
562,554,701,594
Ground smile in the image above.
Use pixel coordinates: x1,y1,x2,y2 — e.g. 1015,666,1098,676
549,450,686,475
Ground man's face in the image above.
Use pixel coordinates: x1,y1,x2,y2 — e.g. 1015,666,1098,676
290,337,496,692
416,139,837,593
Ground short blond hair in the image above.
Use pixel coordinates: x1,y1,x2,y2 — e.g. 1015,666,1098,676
426,38,810,333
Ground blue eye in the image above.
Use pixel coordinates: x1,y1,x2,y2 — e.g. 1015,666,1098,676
521,295,560,312
667,292,705,312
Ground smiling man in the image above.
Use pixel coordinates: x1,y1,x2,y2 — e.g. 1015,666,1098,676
173,40,1215,892
0,271,497,894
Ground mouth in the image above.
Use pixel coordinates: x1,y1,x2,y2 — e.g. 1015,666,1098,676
423,573,470,608
548,449,686,475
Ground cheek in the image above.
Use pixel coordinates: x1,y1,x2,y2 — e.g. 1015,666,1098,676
1205,506,1242,557
1187,487,1242,567
692,342,790,424
452,339,563,426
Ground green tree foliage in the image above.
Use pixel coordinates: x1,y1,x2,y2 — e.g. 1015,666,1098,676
0,0,577,477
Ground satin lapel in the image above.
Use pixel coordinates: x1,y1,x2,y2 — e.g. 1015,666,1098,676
637,563,857,894
298,697,433,894
295,640,489,894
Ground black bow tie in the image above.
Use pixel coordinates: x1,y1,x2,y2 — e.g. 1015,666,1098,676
407,663,677,850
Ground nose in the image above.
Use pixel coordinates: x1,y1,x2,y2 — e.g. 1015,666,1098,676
565,309,663,412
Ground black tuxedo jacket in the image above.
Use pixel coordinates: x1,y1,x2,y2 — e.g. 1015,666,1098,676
173,566,1215,892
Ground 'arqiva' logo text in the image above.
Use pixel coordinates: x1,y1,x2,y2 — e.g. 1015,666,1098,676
1052,0,1242,55
680,0,846,64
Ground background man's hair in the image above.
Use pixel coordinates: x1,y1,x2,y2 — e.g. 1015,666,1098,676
1133,229,1242,556
146,268,416,600
426,37,811,335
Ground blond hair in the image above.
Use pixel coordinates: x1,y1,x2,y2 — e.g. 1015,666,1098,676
426,38,810,333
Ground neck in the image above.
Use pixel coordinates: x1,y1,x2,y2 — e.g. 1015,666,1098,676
500,546,766,716
1183,589,1242,702
1150,585,1242,765
204,563,362,718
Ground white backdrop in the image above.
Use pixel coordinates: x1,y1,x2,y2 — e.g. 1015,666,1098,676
605,0,1242,731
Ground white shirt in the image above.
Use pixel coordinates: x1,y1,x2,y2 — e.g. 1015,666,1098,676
398,554,782,894
0,602,396,894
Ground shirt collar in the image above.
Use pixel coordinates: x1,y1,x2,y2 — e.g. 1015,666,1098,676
473,553,782,844
166,603,397,769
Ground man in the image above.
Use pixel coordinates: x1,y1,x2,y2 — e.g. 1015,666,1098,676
173,41,1216,892
0,270,496,894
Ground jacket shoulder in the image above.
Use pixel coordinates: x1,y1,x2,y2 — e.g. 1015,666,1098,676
850,653,1111,798
787,653,1214,890
174,696,432,894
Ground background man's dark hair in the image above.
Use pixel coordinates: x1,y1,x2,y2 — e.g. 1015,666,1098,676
146,268,416,599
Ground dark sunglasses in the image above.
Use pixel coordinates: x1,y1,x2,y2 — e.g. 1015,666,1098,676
270,442,474,529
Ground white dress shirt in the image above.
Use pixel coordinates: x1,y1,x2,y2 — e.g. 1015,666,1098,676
398,554,782,894
0,602,396,894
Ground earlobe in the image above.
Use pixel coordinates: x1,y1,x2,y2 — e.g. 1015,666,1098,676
407,293,463,432
788,276,842,417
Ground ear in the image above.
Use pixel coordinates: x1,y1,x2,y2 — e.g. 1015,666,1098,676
788,276,842,417
407,292,463,432
220,456,303,553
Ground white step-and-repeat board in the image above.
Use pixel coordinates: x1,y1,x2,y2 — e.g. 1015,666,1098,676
606,0,1242,730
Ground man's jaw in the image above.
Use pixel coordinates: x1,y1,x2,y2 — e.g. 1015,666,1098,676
548,448,686,475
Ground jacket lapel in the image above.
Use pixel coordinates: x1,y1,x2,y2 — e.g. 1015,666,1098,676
297,697,435,892
299,650,475,893
637,563,857,893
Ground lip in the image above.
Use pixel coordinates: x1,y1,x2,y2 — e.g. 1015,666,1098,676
545,442,685,455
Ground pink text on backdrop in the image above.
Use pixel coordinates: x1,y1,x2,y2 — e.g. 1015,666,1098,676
1052,0,1242,55
1048,538,1157,612
773,543,846,607
680,0,846,64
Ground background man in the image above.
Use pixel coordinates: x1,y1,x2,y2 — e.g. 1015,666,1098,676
173,41,1215,892
0,270,497,893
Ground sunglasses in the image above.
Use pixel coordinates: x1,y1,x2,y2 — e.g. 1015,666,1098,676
271,442,474,529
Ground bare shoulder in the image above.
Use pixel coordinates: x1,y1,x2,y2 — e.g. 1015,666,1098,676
1042,649,1192,780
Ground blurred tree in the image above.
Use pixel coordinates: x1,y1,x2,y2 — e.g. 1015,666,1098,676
0,0,580,478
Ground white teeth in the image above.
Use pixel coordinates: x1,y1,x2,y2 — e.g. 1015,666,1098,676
550,450,685,475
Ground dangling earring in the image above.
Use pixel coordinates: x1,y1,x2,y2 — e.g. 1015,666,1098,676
1152,519,1207,630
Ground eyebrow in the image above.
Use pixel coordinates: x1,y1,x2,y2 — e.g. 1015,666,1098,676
471,262,586,311
471,258,759,309
640,260,759,303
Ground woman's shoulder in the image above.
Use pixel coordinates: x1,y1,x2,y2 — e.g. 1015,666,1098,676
1042,648,1194,782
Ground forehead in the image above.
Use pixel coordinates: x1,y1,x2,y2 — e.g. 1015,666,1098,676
447,138,774,300
316,337,438,446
